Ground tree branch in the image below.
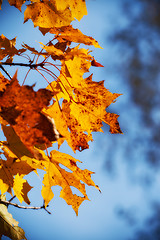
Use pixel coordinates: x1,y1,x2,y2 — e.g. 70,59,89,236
0,200,51,214
0,62,45,69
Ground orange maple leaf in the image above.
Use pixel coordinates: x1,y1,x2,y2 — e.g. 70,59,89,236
8,0,26,11
50,25,102,48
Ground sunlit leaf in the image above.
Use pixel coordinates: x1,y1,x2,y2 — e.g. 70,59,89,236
41,150,99,215
24,1,73,30
51,25,102,48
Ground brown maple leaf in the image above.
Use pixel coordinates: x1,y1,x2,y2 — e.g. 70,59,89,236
91,59,104,67
0,34,25,63
0,71,61,153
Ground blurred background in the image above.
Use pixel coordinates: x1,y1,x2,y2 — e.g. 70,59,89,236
0,0,160,239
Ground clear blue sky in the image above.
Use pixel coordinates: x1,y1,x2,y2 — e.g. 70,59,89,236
1,1,160,240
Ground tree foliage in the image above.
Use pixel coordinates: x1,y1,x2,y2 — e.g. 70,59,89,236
104,0,160,239
0,0,122,239
107,0,160,168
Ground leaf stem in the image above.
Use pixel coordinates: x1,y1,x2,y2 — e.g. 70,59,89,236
22,68,31,85
45,61,74,88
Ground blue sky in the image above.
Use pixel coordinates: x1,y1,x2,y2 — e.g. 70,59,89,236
1,1,160,239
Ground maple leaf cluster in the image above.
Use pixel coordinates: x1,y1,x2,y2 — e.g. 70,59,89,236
0,0,122,228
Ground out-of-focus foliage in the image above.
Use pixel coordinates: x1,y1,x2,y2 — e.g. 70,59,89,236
104,0,160,238
106,0,160,174
131,202,160,240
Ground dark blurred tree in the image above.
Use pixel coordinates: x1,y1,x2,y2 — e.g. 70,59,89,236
130,202,160,240
105,0,160,176
104,0,160,238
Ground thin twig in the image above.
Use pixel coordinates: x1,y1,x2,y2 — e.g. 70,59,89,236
36,69,51,85
42,66,58,80
19,53,31,61
0,200,51,214
9,195,16,203
0,65,12,79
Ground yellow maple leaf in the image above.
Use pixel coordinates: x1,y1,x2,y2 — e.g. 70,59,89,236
54,0,87,21
64,45,93,62
43,101,93,152
44,42,122,152
24,1,73,30
52,25,102,48
46,46,92,102
12,174,32,204
0,180,8,196
41,161,55,208
41,150,99,215
61,100,94,151
40,42,64,60
45,45,121,152
13,174,26,203
69,75,122,134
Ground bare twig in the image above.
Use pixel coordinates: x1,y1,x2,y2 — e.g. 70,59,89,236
0,65,12,79
9,195,16,203
0,200,51,214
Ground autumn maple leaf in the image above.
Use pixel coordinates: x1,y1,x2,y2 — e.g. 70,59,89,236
0,71,62,155
41,150,100,215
